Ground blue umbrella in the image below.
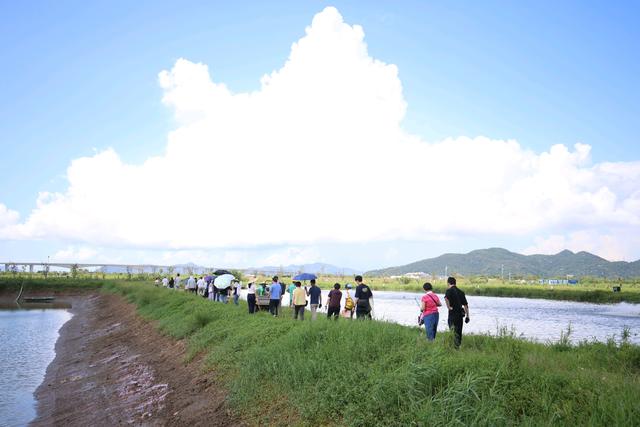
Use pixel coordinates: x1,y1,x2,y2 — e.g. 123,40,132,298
293,273,317,281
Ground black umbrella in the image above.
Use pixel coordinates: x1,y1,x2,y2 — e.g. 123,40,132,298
213,269,232,276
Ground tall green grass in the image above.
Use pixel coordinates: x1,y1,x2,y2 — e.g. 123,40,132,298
0,277,103,293
103,281,640,426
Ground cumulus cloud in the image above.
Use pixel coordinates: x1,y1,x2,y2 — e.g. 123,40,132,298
522,230,640,261
258,247,322,267
1,7,639,261
52,246,98,262
0,204,20,230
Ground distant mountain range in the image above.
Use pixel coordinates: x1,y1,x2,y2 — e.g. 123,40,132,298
365,248,640,278
247,262,361,276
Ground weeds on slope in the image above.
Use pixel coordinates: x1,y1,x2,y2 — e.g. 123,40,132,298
0,277,103,293
105,281,640,426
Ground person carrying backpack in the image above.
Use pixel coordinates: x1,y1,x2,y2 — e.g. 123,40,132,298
342,284,355,319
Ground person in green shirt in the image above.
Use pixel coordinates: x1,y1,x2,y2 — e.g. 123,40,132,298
287,282,296,307
257,283,268,296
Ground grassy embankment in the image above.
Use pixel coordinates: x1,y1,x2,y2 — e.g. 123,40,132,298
3,271,639,303
99,280,640,426
248,275,640,304
0,276,103,295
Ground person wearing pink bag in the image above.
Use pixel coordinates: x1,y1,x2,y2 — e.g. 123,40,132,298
420,282,442,341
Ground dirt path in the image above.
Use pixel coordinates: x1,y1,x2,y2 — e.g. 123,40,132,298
31,293,241,426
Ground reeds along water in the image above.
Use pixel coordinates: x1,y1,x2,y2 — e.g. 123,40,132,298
106,280,640,426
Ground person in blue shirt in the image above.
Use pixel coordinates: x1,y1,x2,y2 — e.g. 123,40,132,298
269,276,283,317
307,279,322,320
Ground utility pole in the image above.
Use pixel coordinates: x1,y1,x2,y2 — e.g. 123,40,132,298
445,265,448,278
501,264,504,281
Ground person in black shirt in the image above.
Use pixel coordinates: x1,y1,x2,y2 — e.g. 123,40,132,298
354,275,373,319
444,277,469,348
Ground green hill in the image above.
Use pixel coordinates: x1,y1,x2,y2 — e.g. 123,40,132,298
366,248,640,278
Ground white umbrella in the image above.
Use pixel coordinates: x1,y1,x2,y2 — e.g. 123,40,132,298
214,273,235,289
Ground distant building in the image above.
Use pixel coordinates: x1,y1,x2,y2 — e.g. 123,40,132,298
539,279,579,285
404,272,430,279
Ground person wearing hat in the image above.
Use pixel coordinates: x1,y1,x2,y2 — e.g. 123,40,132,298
342,283,355,319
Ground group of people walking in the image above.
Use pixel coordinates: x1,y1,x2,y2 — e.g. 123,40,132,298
245,275,374,320
159,273,243,305
158,273,471,348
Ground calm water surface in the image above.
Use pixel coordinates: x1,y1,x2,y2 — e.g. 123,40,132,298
0,308,72,427
370,291,640,344
240,288,640,344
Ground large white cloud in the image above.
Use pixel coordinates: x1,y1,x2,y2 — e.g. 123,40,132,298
52,246,98,262
1,7,639,261
0,204,20,229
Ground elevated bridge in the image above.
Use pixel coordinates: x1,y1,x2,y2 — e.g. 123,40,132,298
0,262,210,275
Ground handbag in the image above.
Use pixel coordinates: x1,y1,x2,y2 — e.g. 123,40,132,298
418,294,438,326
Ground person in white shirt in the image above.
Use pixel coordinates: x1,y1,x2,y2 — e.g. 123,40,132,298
246,282,257,314
187,276,196,293
232,280,242,305
197,277,206,296
174,274,181,290
208,280,216,301
162,277,169,288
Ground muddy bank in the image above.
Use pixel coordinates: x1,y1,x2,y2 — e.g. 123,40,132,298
31,293,240,426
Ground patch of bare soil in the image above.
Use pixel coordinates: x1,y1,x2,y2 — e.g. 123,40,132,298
31,293,241,426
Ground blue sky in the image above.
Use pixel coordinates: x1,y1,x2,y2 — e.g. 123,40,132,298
1,1,639,270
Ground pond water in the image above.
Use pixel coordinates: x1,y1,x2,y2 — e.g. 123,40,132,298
369,291,640,344
239,288,640,344
0,307,72,427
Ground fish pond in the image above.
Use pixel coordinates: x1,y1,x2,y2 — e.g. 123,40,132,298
0,305,72,427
